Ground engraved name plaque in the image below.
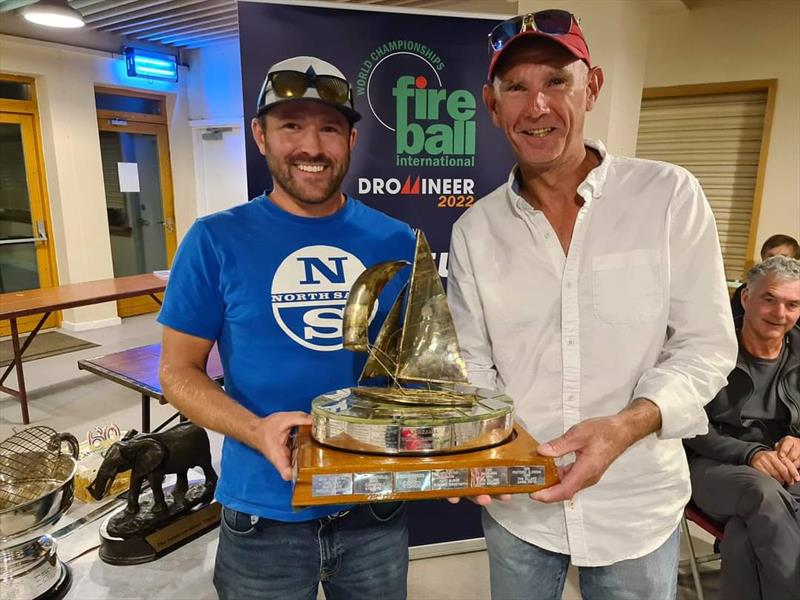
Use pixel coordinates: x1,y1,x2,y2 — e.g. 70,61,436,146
293,423,558,506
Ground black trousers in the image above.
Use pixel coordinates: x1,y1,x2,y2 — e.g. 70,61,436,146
689,456,800,600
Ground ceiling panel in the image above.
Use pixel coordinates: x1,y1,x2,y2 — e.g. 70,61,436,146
0,0,239,49
0,0,696,51
0,1,522,49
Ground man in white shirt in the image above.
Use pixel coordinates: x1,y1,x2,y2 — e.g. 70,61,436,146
447,10,737,599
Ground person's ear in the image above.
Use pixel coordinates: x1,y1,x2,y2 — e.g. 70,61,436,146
585,67,604,112
483,83,501,128
251,117,267,156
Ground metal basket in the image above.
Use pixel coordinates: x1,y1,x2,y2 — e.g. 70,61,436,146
0,427,79,540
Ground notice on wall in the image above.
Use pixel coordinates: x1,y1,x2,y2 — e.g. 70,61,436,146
117,162,140,193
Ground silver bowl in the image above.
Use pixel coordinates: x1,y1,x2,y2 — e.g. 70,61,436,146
311,386,515,455
0,453,78,542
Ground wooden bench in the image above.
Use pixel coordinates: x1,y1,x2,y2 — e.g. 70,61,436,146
1,273,167,423
78,343,223,433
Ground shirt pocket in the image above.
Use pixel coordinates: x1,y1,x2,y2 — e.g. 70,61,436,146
592,249,663,323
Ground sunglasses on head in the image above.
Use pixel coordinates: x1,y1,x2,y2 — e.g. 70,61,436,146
257,70,353,115
488,9,578,55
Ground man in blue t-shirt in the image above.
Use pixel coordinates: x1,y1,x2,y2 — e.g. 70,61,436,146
158,56,416,600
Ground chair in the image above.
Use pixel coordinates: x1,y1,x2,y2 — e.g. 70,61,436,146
681,503,725,600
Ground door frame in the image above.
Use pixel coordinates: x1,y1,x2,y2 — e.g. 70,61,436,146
0,73,58,336
95,87,177,317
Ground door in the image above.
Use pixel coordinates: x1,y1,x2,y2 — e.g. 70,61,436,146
0,110,57,335
96,113,176,317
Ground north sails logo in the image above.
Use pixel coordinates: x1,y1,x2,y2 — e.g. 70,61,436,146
271,246,368,351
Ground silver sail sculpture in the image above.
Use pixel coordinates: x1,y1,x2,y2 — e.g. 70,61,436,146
310,229,514,455
342,231,474,406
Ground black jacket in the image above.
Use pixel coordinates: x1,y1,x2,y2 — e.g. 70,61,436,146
730,283,745,322
685,325,800,465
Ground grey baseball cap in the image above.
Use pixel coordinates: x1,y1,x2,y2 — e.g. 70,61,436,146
256,56,361,124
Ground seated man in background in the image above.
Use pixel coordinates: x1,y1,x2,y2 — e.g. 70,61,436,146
685,255,800,600
731,234,800,320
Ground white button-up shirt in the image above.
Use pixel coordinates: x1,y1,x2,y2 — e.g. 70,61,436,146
447,140,737,566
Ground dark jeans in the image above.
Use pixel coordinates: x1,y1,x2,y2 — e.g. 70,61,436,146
214,502,408,600
690,456,800,600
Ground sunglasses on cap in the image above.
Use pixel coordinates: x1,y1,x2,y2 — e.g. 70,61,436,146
488,9,579,55
256,70,354,115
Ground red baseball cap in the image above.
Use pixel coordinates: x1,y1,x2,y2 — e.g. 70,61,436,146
488,11,591,80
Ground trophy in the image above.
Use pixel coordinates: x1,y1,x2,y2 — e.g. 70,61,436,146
292,231,558,506
0,427,79,600
87,422,219,565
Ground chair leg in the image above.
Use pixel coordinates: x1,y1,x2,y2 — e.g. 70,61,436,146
681,516,705,600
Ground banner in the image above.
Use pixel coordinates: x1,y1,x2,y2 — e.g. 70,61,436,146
238,0,514,547
239,0,515,279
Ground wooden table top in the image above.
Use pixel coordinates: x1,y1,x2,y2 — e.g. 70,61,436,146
77,343,223,402
0,273,167,319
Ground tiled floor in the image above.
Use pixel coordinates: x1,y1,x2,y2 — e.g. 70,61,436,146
1,314,721,599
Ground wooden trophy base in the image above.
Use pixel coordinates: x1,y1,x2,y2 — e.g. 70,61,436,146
99,502,221,565
292,421,559,507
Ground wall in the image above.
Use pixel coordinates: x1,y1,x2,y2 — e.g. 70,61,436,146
645,0,800,260
185,39,244,123
509,0,800,262
0,35,196,328
185,40,249,215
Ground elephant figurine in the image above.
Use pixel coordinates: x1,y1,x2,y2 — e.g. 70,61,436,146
88,422,218,515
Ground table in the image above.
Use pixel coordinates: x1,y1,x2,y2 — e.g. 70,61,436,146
0,273,167,423
78,343,223,432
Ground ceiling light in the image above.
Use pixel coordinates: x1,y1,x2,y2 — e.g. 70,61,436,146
22,0,84,29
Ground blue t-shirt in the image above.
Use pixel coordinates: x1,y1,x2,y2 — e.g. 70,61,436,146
157,194,416,521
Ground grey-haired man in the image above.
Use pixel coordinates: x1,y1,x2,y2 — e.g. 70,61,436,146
159,56,414,600
447,8,737,599
686,255,800,600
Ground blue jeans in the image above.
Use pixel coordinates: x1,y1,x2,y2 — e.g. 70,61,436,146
214,502,408,600
482,510,680,600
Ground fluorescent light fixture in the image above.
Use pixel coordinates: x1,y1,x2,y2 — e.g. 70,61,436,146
124,47,179,83
22,0,84,29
